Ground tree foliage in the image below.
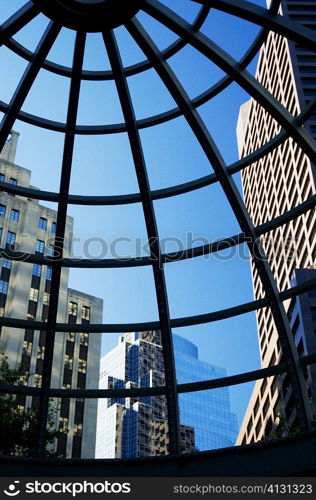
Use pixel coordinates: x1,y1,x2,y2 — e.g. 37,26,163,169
0,352,62,456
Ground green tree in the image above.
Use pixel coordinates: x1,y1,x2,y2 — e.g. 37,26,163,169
0,352,63,456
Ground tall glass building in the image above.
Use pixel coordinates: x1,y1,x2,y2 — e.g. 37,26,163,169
96,331,237,458
173,335,238,451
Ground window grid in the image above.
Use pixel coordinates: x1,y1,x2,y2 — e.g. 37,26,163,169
0,205,6,217
6,231,16,247
32,264,42,277
0,280,9,294
46,267,52,280
38,217,47,231
29,288,39,302
2,259,12,269
10,209,19,222
35,240,45,254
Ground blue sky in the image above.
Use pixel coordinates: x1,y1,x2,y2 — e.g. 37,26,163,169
0,0,268,430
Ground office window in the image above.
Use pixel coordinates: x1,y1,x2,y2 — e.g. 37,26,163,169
35,240,45,254
23,341,32,357
0,174,4,183
0,228,2,241
47,244,55,257
29,288,39,302
51,222,56,234
0,205,6,217
43,292,49,306
46,266,52,280
38,217,47,231
82,306,90,320
73,423,83,436
80,333,89,346
64,354,73,370
32,264,42,277
2,259,12,269
34,374,42,388
37,345,45,360
78,359,87,374
10,209,19,222
59,417,69,433
6,231,16,247
69,302,78,316
9,178,17,185
0,280,8,294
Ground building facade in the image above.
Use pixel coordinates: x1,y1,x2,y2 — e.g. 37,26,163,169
236,0,316,444
0,132,103,458
95,331,237,458
174,334,238,451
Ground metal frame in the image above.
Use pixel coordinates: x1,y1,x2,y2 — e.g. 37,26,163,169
36,30,87,456
102,28,180,455
0,0,315,458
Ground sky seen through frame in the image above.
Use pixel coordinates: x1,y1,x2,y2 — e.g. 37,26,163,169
0,0,269,431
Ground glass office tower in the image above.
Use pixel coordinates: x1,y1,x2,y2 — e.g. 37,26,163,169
96,331,237,457
173,335,238,450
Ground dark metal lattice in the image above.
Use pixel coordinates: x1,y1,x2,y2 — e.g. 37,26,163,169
0,0,315,459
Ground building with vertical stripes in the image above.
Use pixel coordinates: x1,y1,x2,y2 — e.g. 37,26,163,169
236,0,316,444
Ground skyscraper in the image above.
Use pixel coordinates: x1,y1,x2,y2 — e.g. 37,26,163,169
0,132,103,457
95,331,237,458
236,0,316,444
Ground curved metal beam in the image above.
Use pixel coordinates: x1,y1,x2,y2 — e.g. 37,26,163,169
126,12,313,432
0,361,288,397
0,276,315,334
0,2,281,134
1,91,316,206
103,29,180,455
36,31,86,457
142,0,316,166
192,0,316,53
0,1,40,46
3,354,316,399
0,191,314,268
3,5,210,80
0,22,61,152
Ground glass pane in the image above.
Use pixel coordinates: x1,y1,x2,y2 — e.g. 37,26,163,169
165,243,254,318
70,133,140,196
68,266,159,324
